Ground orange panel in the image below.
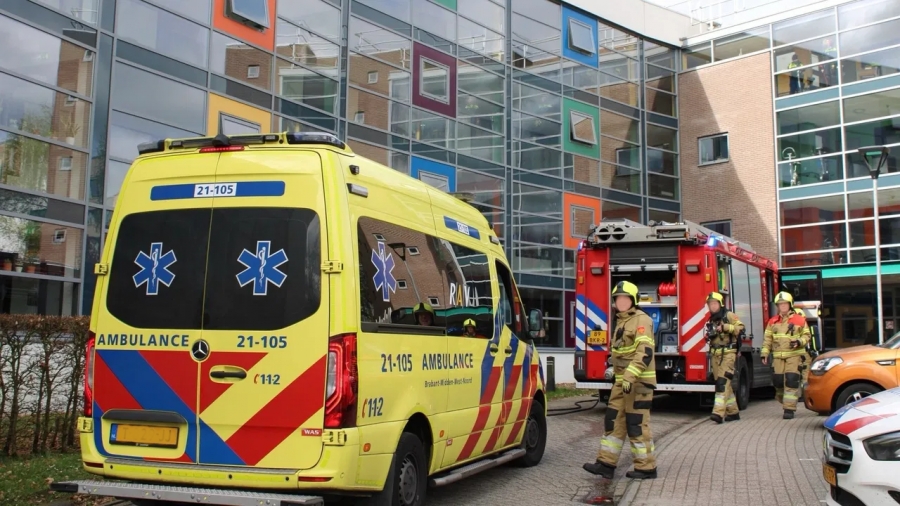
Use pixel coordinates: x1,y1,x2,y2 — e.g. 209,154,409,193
564,193,602,249
213,0,276,51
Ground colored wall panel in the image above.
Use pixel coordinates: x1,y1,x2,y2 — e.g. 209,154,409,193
411,156,457,192
563,192,601,249
213,0,276,51
207,93,272,136
561,5,598,68
431,0,457,10
412,42,457,118
563,98,600,159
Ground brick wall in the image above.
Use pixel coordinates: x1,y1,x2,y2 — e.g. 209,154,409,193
679,52,778,262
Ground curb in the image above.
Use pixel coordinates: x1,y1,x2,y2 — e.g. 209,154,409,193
615,412,710,506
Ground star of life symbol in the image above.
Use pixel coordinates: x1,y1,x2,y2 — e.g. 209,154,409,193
236,240,288,296
371,242,397,302
133,242,176,296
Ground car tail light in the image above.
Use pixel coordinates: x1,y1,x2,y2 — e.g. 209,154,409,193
198,145,245,153
325,333,358,428
84,332,96,417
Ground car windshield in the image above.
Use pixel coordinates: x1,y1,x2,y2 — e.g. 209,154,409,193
880,331,900,349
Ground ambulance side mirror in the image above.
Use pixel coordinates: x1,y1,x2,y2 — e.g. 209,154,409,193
528,309,544,339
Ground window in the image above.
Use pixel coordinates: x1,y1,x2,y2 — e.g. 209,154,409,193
53,229,66,244
495,261,524,336
699,134,729,165
116,0,209,68
107,208,322,330
83,50,94,62
407,247,420,255
569,111,597,145
220,113,261,135
65,95,77,106
112,62,207,134
702,220,732,237
420,58,450,104
247,65,260,79
57,157,73,171
568,18,595,55
419,171,450,192
570,205,595,239
354,111,365,123
226,0,270,29
368,71,378,84
357,217,495,336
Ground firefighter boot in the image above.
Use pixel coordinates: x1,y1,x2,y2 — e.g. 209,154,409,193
582,461,616,479
725,413,741,422
783,410,794,420
626,469,658,480
626,385,657,474
595,385,627,472
710,414,723,424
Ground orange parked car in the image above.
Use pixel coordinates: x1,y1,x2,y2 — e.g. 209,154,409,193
804,331,900,415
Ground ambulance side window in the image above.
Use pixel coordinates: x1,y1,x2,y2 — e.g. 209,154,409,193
357,217,447,328
495,261,524,336
440,241,493,339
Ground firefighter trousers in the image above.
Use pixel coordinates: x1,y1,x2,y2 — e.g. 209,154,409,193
597,382,656,471
773,355,803,411
712,351,739,418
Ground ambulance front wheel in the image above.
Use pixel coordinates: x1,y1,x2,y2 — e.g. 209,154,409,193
363,432,428,506
514,399,547,467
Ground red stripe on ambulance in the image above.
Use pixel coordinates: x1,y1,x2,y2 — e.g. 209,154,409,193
482,364,522,453
456,365,503,461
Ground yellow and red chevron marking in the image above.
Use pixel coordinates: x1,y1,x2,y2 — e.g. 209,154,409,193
455,364,503,462
503,361,539,447
481,364,522,454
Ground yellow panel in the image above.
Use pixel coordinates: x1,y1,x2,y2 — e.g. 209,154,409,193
207,93,271,136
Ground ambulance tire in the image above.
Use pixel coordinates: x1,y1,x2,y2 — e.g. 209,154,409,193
514,399,547,467
736,356,751,411
362,432,428,506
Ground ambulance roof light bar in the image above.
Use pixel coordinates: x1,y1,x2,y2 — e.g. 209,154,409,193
137,131,345,155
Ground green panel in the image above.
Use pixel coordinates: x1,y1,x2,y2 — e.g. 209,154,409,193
431,0,457,10
563,98,600,159
821,263,900,278
781,274,818,281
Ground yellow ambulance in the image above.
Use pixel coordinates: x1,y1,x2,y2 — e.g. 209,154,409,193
56,132,548,506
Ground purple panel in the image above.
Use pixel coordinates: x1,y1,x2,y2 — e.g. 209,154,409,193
412,42,457,118
564,290,576,349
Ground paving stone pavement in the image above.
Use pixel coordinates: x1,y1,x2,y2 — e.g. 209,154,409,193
620,400,830,506
424,394,709,506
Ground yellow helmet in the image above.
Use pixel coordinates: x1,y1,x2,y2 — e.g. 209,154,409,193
611,280,639,306
706,292,724,304
413,302,434,316
463,318,476,327
773,291,793,306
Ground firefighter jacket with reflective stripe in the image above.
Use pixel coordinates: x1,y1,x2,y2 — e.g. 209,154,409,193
611,308,657,387
762,313,810,358
708,311,744,355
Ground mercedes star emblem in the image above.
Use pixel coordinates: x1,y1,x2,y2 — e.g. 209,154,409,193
191,339,210,361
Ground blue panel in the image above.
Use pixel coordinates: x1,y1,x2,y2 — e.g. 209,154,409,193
443,216,482,239
846,173,900,192
151,181,286,200
842,74,900,99
775,87,839,110
561,6,598,68
410,156,457,192
778,181,844,200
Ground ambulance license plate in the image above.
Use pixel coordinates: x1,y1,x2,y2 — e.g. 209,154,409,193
822,463,837,487
587,330,607,345
110,424,178,448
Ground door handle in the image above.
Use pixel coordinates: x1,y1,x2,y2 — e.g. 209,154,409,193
210,368,247,380
489,344,499,355
504,346,514,355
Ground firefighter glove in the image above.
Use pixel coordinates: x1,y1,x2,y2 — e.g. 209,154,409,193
622,379,632,394
790,340,801,349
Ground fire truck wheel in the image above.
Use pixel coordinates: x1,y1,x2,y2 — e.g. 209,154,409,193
514,399,547,467
736,356,751,411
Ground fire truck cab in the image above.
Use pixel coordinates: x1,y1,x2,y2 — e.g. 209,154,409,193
573,219,779,408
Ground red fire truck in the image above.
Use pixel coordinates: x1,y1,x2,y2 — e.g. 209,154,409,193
573,219,779,409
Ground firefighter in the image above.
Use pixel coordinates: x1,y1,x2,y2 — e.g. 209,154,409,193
705,292,745,424
463,318,478,338
414,302,435,326
584,281,657,480
788,53,803,94
762,292,810,419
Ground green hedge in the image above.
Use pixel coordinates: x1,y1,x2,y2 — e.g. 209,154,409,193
0,315,90,456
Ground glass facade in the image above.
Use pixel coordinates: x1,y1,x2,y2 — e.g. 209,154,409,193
685,0,900,346
0,0,679,348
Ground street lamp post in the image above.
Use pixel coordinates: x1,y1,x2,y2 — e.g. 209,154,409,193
858,146,891,345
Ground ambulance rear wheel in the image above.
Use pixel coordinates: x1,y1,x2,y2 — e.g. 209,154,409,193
736,356,751,411
514,399,547,467
363,432,427,506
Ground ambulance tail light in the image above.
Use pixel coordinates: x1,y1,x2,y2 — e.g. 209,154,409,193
325,333,358,429
84,332,96,417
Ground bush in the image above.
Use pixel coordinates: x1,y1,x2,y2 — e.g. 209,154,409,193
0,315,89,457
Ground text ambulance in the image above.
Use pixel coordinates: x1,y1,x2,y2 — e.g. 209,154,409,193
573,219,778,408
53,132,548,506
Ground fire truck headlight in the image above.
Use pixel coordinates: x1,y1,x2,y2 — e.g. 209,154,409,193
811,357,842,374
685,263,700,273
